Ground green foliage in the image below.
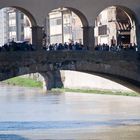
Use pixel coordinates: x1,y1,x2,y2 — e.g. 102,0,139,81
51,88,140,97
3,77,43,88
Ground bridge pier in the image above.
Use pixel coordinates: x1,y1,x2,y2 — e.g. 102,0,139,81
32,26,43,50
41,70,63,91
83,26,95,50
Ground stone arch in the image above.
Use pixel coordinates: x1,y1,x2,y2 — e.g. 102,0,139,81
48,6,88,27
62,69,139,93
94,5,138,47
90,72,140,93
96,5,137,24
64,7,89,27
6,6,37,27
46,6,89,45
114,5,140,47
114,5,137,22
0,5,37,45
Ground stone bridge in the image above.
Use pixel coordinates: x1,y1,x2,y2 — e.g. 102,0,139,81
0,51,140,92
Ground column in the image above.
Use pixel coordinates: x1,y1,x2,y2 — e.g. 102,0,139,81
83,26,95,50
31,26,43,50
135,24,140,51
41,70,63,91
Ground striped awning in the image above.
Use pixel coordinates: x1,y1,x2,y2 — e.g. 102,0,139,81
116,22,131,31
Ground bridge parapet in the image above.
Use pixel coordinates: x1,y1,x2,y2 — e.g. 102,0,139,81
0,50,139,64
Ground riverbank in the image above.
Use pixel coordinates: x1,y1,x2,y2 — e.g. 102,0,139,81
3,77,43,88
2,77,139,96
51,88,140,97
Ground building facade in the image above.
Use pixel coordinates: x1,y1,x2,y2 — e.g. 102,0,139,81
0,7,31,46
0,9,8,46
48,8,83,44
94,6,136,46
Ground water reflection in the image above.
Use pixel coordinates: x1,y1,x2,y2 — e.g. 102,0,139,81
0,119,140,131
0,84,140,139
0,134,28,140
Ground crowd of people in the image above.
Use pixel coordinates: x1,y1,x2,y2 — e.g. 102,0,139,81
0,40,138,52
0,41,87,52
44,42,138,52
94,43,138,52
43,42,87,51
0,41,35,52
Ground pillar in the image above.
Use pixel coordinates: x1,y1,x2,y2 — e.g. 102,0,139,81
32,26,43,50
41,70,63,91
135,24,140,51
83,26,95,50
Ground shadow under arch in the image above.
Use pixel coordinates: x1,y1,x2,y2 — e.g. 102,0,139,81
5,6,37,27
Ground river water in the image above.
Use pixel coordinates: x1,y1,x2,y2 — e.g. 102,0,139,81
0,84,140,140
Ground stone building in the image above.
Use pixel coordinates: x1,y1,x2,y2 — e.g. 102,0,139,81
47,8,83,44
94,6,136,46
0,7,31,45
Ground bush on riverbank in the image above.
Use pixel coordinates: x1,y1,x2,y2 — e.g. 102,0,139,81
3,77,43,88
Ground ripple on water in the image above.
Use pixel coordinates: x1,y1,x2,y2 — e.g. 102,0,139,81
0,119,140,131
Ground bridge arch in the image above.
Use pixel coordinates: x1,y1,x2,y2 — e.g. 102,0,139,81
45,7,89,47
94,5,139,48
11,6,37,27
1,68,139,93
64,7,89,27
0,6,38,46
48,6,88,27
87,72,140,93
0,6,37,27
55,68,140,93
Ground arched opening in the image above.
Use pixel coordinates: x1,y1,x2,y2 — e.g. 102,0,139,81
12,6,37,27
0,7,37,46
1,69,139,93
44,7,88,47
94,6,138,51
60,70,133,92
40,70,139,93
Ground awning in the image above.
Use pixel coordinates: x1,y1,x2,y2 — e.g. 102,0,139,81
116,22,131,31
